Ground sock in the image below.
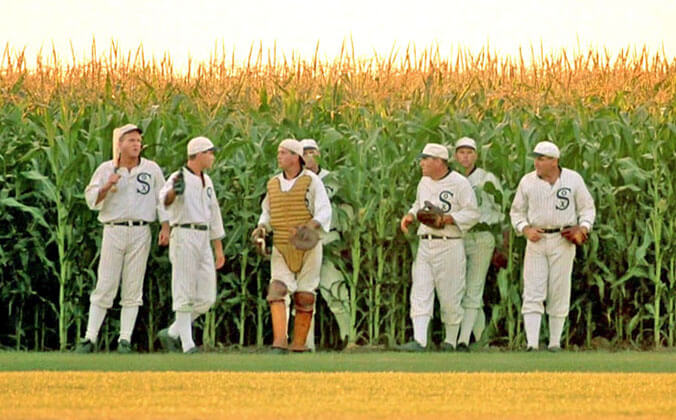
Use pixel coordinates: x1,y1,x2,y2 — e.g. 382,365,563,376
334,312,351,341
548,316,566,348
175,311,195,352
524,313,542,349
413,316,431,347
85,303,107,342
168,320,179,338
119,306,139,342
444,323,460,347
473,309,486,342
458,308,478,345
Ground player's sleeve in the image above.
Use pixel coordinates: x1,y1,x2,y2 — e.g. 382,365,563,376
257,189,272,231
407,179,424,215
450,179,480,233
510,177,529,235
154,164,170,223
84,163,108,211
575,175,596,231
310,176,332,232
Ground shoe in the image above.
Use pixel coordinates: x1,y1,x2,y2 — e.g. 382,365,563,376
394,341,426,352
526,346,538,352
184,346,199,354
439,342,456,352
117,339,132,354
75,339,95,353
547,346,562,353
158,328,181,353
269,346,289,354
456,343,470,352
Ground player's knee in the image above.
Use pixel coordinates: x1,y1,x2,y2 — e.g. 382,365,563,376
293,291,315,313
266,280,288,302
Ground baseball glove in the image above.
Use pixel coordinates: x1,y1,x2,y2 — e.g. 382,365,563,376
251,226,269,258
561,226,588,245
290,225,320,250
173,171,185,195
491,249,508,270
416,201,445,229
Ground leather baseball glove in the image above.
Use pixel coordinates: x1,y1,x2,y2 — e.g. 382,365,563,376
251,226,269,258
561,226,588,245
416,201,445,229
290,225,320,250
491,249,508,270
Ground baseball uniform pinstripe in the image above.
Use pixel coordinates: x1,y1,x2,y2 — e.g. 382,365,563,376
408,171,480,345
510,168,595,348
83,158,168,344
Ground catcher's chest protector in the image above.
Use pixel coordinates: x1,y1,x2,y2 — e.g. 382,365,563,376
268,175,313,272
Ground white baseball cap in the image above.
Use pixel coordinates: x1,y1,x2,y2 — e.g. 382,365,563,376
454,137,477,150
300,138,319,151
113,123,142,143
531,141,560,158
419,143,449,160
187,136,217,155
279,139,304,157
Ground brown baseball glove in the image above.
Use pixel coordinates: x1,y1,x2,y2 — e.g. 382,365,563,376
416,201,445,229
561,226,588,245
251,226,270,258
491,249,508,270
290,225,320,250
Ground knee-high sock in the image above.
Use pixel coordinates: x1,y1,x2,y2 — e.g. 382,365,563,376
458,308,478,345
413,316,430,347
334,312,351,341
444,323,460,347
524,313,542,349
548,316,566,348
119,306,139,342
175,311,195,352
85,303,107,342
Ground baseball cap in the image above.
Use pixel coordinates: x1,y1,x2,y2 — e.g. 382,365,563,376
113,124,142,143
279,139,304,157
454,137,477,150
300,138,319,151
187,136,217,155
530,141,560,158
419,143,449,160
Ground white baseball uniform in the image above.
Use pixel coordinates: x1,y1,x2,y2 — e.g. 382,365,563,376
160,167,225,314
83,158,168,343
258,169,331,294
510,167,595,348
459,167,504,343
408,170,479,346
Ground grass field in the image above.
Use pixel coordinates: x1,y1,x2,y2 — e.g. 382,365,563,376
1,352,675,419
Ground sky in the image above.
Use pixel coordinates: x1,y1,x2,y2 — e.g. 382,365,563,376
1,0,675,71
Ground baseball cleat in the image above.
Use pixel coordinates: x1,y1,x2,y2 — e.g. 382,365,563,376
75,339,95,354
269,346,289,354
547,346,562,353
158,328,181,353
439,342,456,352
117,339,132,354
184,346,200,354
526,346,539,352
393,341,427,352
456,343,470,352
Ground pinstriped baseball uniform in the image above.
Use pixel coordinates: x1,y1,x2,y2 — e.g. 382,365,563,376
510,168,595,317
159,167,225,313
84,158,168,309
408,171,480,326
462,167,504,336
258,169,331,294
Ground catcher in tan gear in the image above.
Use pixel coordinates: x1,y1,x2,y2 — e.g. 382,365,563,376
510,141,595,352
253,139,331,353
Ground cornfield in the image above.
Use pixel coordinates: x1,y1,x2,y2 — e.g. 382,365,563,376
0,41,674,351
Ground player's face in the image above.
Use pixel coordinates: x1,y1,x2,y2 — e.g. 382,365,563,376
303,148,319,167
420,156,443,177
534,156,558,177
277,147,299,170
454,147,477,170
198,149,215,169
119,131,143,159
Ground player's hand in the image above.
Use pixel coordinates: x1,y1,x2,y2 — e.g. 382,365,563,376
215,252,226,270
158,223,170,246
523,226,543,242
400,213,414,234
106,173,121,189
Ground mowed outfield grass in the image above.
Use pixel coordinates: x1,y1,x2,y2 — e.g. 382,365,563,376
1,352,675,419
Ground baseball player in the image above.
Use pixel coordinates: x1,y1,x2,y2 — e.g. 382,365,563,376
252,139,331,353
397,143,479,351
78,123,170,353
454,137,505,351
510,141,595,351
157,136,226,354
288,138,351,350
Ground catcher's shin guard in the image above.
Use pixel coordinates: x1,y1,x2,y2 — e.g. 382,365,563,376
269,301,288,349
289,292,315,352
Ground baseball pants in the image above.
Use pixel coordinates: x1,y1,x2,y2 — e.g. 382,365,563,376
169,227,216,313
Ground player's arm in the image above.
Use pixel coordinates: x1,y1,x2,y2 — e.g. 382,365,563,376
450,181,480,232
212,239,225,269
574,177,596,233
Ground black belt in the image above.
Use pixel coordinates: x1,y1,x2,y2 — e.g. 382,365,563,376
106,221,149,226
173,223,208,231
419,234,461,240
539,226,571,234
